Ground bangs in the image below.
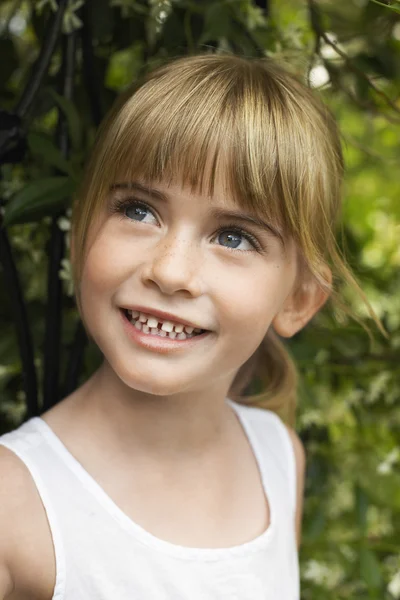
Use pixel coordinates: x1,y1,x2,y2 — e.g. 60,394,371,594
74,54,343,287
96,56,300,237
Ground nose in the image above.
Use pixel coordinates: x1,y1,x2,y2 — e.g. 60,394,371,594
140,232,203,297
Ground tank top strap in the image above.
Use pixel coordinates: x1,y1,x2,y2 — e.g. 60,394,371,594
226,399,297,517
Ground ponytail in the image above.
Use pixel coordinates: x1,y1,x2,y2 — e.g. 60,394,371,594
229,330,298,427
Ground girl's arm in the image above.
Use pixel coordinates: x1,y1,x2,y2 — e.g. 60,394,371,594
0,447,19,599
0,445,54,600
284,426,307,549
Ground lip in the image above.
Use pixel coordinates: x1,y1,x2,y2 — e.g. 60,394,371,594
120,308,211,354
119,304,208,331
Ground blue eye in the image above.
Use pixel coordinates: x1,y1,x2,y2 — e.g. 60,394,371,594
125,204,149,221
113,198,158,225
214,227,260,252
218,231,245,249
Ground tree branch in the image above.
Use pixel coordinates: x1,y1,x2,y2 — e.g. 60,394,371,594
80,0,104,127
16,0,69,119
308,0,400,121
0,1,70,419
0,221,39,417
42,30,77,410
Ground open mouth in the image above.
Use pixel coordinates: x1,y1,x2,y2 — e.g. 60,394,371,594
122,309,207,341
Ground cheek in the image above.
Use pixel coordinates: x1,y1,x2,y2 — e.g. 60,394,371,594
216,263,293,333
81,232,134,294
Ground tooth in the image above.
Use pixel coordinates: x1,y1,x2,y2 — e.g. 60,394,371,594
194,328,201,333
147,317,158,328
139,313,147,323
161,321,174,332
150,328,158,334
177,332,186,340
184,326,194,334
174,324,184,333
159,330,167,337
142,325,150,333
134,321,142,330
131,310,139,318
168,331,177,339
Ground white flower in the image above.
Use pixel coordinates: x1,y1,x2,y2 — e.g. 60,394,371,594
59,258,74,297
388,571,400,599
302,560,344,589
378,447,400,475
57,216,71,232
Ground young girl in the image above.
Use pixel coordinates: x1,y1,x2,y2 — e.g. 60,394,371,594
0,53,379,600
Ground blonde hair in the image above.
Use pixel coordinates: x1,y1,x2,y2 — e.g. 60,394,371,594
71,53,385,426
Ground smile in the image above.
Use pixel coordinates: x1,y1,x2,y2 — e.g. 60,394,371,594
120,308,210,354
123,309,206,341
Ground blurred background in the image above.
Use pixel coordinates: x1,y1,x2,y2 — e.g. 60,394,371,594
0,0,399,598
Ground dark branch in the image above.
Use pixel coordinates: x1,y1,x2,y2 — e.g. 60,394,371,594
62,320,87,398
15,0,69,119
80,0,104,127
308,0,400,121
0,223,39,418
62,0,108,397
42,31,77,411
0,1,71,419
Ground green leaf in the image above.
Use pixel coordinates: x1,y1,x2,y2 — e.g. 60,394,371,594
46,88,82,150
357,469,400,511
27,132,77,179
355,484,368,534
199,4,232,44
369,0,400,14
3,177,75,226
105,42,143,92
304,505,326,541
359,546,383,590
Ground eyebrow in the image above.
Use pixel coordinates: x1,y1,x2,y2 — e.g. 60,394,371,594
110,181,285,248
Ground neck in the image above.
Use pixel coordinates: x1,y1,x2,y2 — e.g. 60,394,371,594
68,360,237,462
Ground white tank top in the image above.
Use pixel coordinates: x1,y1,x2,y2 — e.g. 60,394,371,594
0,398,300,599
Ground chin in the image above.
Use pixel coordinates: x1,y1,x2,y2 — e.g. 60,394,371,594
114,366,189,397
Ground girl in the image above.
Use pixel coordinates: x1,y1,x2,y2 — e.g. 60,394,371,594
0,53,381,600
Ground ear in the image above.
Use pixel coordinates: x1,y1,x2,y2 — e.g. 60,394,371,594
272,266,332,338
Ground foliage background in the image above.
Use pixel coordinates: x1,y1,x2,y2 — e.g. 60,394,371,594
0,0,399,598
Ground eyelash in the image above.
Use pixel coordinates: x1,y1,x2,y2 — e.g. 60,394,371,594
111,197,263,253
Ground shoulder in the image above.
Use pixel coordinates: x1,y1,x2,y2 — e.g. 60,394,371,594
0,445,22,598
239,403,306,472
0,443,33,548
0,444,33,598
0,444,56,600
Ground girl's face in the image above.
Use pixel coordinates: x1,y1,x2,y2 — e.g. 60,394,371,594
79,175,300,397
